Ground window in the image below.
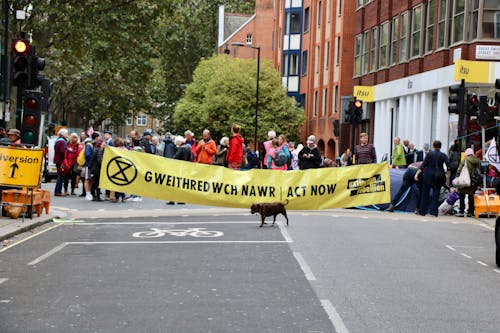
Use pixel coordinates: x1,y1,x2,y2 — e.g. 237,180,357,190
338,0,342,16
390,16,399,65
411,5,423,57
283,54,299,76
437,0,448,48
468,0,479,40
286,12,301,34
246,34,253,44
136,115,147,126
290,54,299,75
362,31,369,74
315,46,320,73
356,0,363,9
334,86,338,114
304,7,310,33
425,0,435,52
370,27,378,71
336,36,341,65
126,117,133,126
354,34,362,76
302,50,308,75
452,0,465,44
326,0,331,23
325,41,330,70
322,88,328,116
399,12,409,62
317,1,322,28
379,21,389,67
482,0,500,39
313,91,318,117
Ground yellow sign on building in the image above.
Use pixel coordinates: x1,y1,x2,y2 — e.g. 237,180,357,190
353,85,375,102
0,147,44,187
453,59,492,84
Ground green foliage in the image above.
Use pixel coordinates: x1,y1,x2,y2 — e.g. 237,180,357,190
8,0,259,130
174,55,305,143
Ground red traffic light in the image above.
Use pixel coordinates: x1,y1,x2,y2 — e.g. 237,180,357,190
25,97,38,110
470,94,478,104
13,39,29,55
23,114,37,127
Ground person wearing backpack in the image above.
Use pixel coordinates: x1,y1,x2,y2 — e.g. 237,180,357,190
267,138,289,170
455,148,482,217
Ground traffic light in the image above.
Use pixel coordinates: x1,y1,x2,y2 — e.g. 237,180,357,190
21,91,42,146
467,94,479,117
448,81,466,114
29,50,45,89
12,38,30,88
478,95,491,127
344,102,353,123
353,99,363,123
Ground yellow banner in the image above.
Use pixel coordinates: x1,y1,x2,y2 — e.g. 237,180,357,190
453,59,490,83
353,85,375,102
0,147,44,187
100,147,391,210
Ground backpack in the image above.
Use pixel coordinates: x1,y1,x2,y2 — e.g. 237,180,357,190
469,161,482,187
273,148,288,167
77,143,92,167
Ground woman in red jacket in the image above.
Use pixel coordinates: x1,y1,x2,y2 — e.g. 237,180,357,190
64,132,83,195
226,124,244,170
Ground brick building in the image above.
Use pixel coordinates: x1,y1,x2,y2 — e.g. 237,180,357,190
353,0,500,159
219,0,357,159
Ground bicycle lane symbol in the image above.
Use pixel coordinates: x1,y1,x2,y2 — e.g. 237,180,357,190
132,227,224,238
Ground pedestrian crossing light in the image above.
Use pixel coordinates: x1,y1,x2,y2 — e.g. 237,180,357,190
12,38,31,88
468,94,479,117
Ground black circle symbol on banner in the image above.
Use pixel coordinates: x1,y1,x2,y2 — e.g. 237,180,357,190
106,156,138,186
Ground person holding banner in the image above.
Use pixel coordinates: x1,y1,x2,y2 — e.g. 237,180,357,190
354,133,376,164
226,124,244,170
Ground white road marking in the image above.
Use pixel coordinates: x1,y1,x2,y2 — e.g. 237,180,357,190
446,245,456,251
321,299,349,333
0,278,8,285
0,300,12,303
0,224,62,254
58,221,258,225
494,269,500,274
460,253,472,259
28,243,68,266
478,223,495,231
278,222,293,243
477,261,489,267
293,252,316,281
67,241,290,245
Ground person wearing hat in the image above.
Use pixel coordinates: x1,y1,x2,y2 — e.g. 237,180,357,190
298,135,322,170
455,148,482,217
103,130,113,146
7,128,22,146
140,130,155,154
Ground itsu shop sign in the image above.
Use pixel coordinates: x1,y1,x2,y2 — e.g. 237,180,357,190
0,147,44,187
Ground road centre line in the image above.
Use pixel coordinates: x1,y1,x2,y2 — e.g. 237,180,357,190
477,261,489,267
0,224,62,254
0,278,8,285
278,222,293,243
28,243,68,266
293,252,317,281
460,253,472,259
320,299,350,333
446,245,456,251
494,269,500,274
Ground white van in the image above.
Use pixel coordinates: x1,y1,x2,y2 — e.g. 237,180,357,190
43,136,58,182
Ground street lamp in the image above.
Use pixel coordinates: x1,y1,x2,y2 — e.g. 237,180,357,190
231,42,260,154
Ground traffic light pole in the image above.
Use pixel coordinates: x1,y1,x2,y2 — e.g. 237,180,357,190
15,87,23,129
458,79,466,151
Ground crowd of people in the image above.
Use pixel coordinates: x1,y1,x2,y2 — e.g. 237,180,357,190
1,124,496,217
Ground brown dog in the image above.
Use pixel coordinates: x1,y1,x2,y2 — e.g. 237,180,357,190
250,200,289,227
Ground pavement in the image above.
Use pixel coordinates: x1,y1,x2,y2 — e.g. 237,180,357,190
0,181,497,243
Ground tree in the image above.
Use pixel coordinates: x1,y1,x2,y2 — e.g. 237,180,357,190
174,55,305,142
